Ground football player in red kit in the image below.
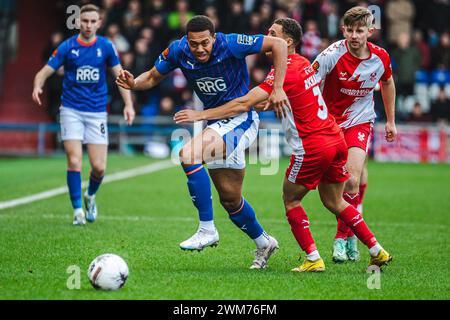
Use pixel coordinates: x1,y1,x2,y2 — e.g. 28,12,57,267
313,7,397,262
174,18,393,272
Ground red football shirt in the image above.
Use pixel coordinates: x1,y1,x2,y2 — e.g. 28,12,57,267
259,54,343,155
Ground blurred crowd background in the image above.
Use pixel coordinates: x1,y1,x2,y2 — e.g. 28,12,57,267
2,0,450,125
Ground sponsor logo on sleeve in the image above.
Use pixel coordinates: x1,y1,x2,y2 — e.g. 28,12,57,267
312,61,320,73
237,34,257,46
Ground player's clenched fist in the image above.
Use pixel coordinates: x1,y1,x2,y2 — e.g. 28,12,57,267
385,121,397,142
116,70,135,90
265,87,291,118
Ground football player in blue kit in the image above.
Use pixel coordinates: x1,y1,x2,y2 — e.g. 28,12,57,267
116,15,289,269
32,4,135,225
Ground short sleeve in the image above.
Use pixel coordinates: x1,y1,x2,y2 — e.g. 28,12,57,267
226,33,264,59
311,40,347,84
380,51,393,82
106,40,121,67
47,41,68,70
259,67,275,94
312,52,331,84
154,40,180,75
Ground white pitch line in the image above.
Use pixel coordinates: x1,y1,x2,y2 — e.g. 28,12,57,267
0,160,175,211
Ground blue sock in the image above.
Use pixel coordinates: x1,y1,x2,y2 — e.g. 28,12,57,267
67,170,82,209
88,171,103,196
183,164,213,222
227,197,264,239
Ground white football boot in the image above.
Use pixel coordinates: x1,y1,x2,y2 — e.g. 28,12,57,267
249,235,279,269
73,208,86,225
179,228,219,251
84,192,98,223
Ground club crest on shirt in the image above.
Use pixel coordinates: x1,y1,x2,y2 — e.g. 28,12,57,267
339,71,348,81
370,72,377,82
358,132,366,142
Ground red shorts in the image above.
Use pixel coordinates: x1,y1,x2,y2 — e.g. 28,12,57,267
285,140,349,190
343,122,373,152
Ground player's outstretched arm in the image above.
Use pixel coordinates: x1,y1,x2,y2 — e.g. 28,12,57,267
112,65,135,125
174,87,270,124
32,65,55,106
116,67,166,91
380,76,397,142
260,36,291,114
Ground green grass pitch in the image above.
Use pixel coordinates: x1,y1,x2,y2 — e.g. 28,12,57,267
0,155,449,299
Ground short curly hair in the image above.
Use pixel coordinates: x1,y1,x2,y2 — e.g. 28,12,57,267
274,18,303,47
186,15,215,35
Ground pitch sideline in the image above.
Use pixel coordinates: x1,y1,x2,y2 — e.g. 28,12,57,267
0,160,175,211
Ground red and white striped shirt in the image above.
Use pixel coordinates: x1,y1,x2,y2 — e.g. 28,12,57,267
313,40,392,129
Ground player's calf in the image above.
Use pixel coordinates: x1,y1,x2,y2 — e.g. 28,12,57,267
338,205,392,269
286,205,325,271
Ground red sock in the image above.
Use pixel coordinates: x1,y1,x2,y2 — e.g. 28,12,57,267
350,185,367,238
286,206,317,254
344,192,360,238
338,205,377,249
335,192,359,239
335,216,350,240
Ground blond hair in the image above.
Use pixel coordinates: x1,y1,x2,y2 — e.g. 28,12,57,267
343,6,374,28
80,4,100,15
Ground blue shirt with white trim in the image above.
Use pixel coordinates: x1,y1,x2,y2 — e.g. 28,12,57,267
154,32,264,111
47,35,120,113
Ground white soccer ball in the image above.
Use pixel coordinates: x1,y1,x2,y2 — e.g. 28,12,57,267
87,253,129,290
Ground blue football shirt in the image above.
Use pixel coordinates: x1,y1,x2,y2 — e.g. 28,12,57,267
154,33,264,111
47,35,120,113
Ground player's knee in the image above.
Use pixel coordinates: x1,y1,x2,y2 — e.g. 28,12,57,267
220,196,242,213
91,164,105,177
321,198,338,214
345,174,360,193
283,193,300,212
321,197,345,215
67,156,82,170
179,144,201,165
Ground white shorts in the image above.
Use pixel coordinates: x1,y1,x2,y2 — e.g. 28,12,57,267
206,111,259,170
59,106,108,145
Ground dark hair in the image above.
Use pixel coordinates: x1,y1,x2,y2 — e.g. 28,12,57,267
274,18,302,46
186,15,215,35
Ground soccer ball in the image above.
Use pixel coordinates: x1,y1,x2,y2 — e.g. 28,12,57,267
87,253,129,290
